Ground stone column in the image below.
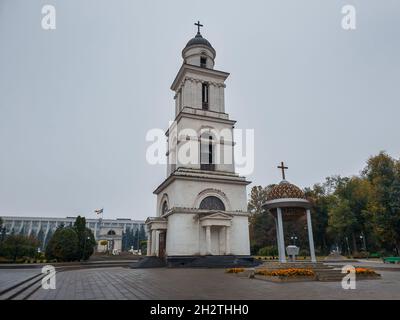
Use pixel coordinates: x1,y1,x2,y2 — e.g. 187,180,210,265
28,220,33,237
306,209,317,263
225,226,231,255
151,229,156,256
220,85,225,112
146,227,151,256
209,84,215,111
155,231,160,257
206,226,211,255
276,208,286,263
275,218,282,261
37,220,42,237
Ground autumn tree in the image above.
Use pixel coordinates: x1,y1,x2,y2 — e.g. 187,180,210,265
363,152,400,255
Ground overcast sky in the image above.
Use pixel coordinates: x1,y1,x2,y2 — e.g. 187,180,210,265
0,0,399,220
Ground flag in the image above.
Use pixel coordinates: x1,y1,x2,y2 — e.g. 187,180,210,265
95,208,103,215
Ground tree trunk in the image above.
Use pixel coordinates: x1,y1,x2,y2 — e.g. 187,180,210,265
352,234,358,254
396,241,400,256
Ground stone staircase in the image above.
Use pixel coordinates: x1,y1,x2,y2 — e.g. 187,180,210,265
166,255,262,268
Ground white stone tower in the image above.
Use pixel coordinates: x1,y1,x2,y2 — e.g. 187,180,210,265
146,22,251,266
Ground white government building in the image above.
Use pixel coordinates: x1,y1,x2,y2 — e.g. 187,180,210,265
145,23,252,266
1,215,145,252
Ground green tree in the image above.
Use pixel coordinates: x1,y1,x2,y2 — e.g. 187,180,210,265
45,226,79,261
73,216,96,260
37,228,45,250
248,185,276,254
363,152,400,254
0,217,7,243
1,235,39,262
305,182,335,255
326,177,373,254
139,224,146,242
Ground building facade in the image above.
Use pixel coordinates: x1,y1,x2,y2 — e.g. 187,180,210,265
1,216,146,251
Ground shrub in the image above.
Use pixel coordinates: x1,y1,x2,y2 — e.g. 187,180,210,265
45,216,97,262
45,227,79,262
353,251,370,259
0,235,39,262
225,268,245,273
257,246,278,257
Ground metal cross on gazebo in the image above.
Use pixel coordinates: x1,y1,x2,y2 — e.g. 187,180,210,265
277,161,288,180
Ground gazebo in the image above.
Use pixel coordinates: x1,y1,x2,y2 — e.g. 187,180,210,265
262,162,316,263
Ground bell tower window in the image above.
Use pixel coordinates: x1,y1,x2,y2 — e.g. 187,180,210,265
200,56,207,68
200,135,214,171
202,83,209,110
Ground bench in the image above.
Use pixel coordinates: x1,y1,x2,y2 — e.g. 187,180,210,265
382,257,400,264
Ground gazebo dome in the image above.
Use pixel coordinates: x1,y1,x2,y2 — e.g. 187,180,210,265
266,180,306,201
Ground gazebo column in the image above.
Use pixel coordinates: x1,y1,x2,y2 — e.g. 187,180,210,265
306,209,317,262
275,218,282,261
206,226,211,255
276,207,286,263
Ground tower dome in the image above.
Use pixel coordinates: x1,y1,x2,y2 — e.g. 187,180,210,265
182,21,216,69
184,33,214,51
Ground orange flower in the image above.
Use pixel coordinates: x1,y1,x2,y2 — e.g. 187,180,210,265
354,267,377,275
255,268,315,277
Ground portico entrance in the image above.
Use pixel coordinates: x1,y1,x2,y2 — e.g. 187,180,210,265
200,212,232,256
145,217,167,258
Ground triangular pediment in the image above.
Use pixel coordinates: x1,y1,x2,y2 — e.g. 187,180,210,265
145,216,167,224
199,211,233,221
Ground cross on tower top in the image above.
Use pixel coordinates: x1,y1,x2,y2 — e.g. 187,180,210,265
277,161,288,180
194,20,203,34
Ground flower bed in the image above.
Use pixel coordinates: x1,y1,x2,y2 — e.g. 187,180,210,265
354,268,377,275
354,267,380,278
254,268,316,282
255,268,315,277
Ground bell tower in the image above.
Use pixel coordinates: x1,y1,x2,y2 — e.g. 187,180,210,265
172,22,228,116
167,23,235,176
146,23,251,265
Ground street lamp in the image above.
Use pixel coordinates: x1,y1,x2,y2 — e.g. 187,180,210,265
345,236,351,256
83,235,91,261
360,233,367,252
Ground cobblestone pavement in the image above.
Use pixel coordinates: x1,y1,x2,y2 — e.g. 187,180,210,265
0,269,40,292
26,267,400,300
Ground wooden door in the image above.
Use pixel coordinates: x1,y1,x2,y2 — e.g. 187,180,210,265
159,232,166,258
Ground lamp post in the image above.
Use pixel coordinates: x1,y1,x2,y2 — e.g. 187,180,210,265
360,233,367,252
345,236,351,256
83,235,91,261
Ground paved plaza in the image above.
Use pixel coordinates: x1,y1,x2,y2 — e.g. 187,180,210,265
0,268,40,293
0,266,392,300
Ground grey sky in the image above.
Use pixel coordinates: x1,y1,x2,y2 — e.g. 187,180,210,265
0,0,399,220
